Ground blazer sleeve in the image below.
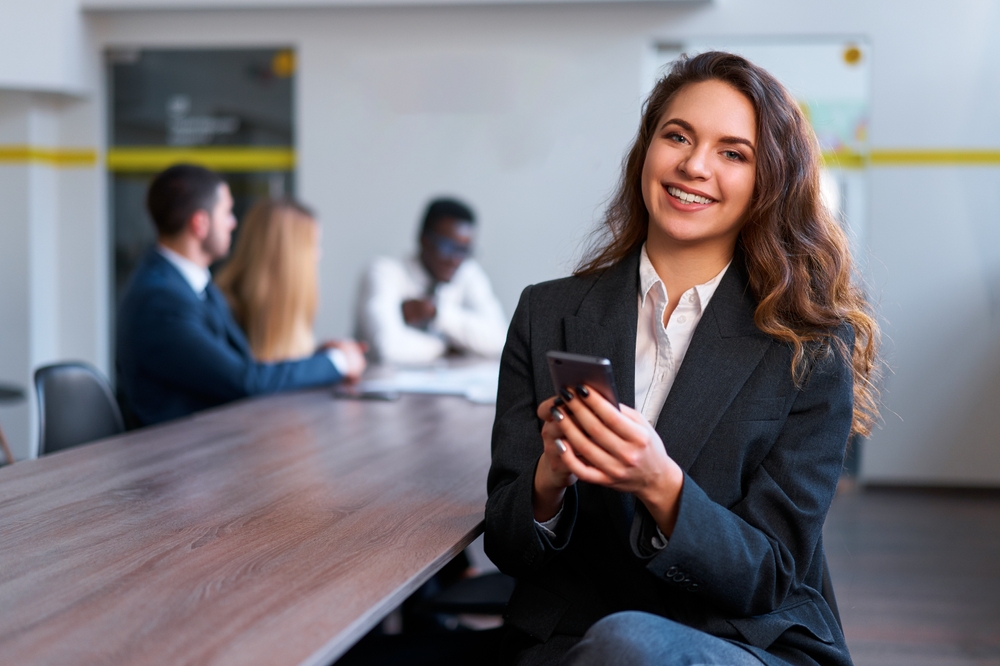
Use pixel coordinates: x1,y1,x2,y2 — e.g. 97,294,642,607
484,285,580,578
136,286,342,402
642,330,855,617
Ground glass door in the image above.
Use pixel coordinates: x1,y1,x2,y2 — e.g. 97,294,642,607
106,47,297,320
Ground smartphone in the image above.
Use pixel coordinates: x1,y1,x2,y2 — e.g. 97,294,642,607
546,351,620,410
332,384,401,401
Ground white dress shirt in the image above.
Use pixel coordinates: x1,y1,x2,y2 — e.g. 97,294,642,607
356,255,508,365
156,245,347,374
157,245,210,298
634,244,729,426
538,244,730,542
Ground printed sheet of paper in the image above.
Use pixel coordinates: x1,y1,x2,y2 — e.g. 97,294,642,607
358,362,501,404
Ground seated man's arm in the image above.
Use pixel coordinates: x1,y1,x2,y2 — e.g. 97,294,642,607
433,260,507,357
358,259,447,364
134,289,341,402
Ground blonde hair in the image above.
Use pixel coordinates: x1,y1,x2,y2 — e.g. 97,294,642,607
217,199,319,362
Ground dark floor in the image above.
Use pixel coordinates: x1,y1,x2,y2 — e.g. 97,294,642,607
824,486,1000,666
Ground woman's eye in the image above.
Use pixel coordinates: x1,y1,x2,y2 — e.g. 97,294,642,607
665,132,688,144
722,150,745,162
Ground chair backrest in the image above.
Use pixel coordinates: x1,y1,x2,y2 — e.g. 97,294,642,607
35,362,125,456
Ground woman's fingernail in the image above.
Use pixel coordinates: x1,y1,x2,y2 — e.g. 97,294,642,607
555,438,568,454
550,407,564,421
553,397,565,408
575,385,590,398
559,387,574,402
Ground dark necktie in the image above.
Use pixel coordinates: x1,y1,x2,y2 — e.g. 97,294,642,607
203,284,252,358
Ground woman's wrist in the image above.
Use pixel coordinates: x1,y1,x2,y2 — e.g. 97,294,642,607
533,454,569,522
637,461,685,537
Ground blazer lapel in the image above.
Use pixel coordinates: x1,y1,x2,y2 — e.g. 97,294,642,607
205,283,255,360
561,250,641,534
653,258,772,472
561,251,639,409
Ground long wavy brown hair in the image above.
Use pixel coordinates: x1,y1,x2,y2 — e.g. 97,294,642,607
217,199,320,362
578,51,880,436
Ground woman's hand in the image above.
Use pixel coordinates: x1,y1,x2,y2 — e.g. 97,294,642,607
532,395,579,522
553,386,685,537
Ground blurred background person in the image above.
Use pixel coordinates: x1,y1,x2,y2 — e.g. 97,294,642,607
356,197,507,365
117,165,366,427
216,198,323,362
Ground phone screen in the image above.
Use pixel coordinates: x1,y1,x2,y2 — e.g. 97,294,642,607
546,351,620,409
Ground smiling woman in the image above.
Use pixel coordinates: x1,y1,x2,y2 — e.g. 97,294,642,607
579,51,879,433
484,51,880,666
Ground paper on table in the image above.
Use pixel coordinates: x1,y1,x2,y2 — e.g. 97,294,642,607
357,362,500,404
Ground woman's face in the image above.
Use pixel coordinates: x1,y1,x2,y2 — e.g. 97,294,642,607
641,79,757,253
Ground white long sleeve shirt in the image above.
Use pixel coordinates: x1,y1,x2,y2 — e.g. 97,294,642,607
355,255,508,365
633,243,729,425
538,244,730,542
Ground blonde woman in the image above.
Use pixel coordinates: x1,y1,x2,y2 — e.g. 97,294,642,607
218,199,365,375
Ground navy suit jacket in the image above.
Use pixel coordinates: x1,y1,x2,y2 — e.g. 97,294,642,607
117,248,343,427
485,249,853,666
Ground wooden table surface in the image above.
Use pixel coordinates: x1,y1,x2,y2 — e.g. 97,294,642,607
0,389,495,665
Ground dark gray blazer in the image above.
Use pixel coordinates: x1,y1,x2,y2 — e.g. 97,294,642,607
485,249,853,666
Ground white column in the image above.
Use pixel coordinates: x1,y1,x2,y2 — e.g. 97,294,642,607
0,91,104,461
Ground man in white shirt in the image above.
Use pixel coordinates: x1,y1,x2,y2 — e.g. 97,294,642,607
355,198,508,365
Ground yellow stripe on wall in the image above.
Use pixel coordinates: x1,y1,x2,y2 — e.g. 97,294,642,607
4,144,997,171
872,149,1000,165
823,149,1000,169
0,145,98,168
106,146,295,172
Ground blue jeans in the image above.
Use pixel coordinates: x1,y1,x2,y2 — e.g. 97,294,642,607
562,611,765,666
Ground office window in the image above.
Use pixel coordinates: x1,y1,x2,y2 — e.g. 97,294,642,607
106,48,296,321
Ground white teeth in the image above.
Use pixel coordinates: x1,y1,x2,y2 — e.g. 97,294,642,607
667,186,714,205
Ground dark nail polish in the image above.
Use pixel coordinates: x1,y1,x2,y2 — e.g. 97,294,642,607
559,387,574,402
553,397,565,408
550,407,564,421
576,385,590,398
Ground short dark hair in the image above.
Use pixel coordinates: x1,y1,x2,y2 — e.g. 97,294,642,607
419,198,475,238
146,164,225,237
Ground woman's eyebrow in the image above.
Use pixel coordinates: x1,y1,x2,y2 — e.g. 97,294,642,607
661,118,694,133
719,136,755,153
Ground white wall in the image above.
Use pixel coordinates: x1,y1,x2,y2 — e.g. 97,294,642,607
0,1,87,93
2,0,996,481
89,4,677,333
0,90,105,460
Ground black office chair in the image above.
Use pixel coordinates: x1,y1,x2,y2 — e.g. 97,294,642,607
419,571,515,617
418,556,838,630
34,362,125,456
422,565,836,627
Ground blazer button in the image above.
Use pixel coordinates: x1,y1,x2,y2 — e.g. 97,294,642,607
665,566,678,577
672,572,687,583
687,582,699,591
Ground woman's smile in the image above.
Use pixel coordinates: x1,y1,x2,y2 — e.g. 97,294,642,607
665,183,717,208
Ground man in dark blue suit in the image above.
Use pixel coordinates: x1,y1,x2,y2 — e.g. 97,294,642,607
117,164,366,427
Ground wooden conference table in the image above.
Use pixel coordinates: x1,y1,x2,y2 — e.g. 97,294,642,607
0,387,495,665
